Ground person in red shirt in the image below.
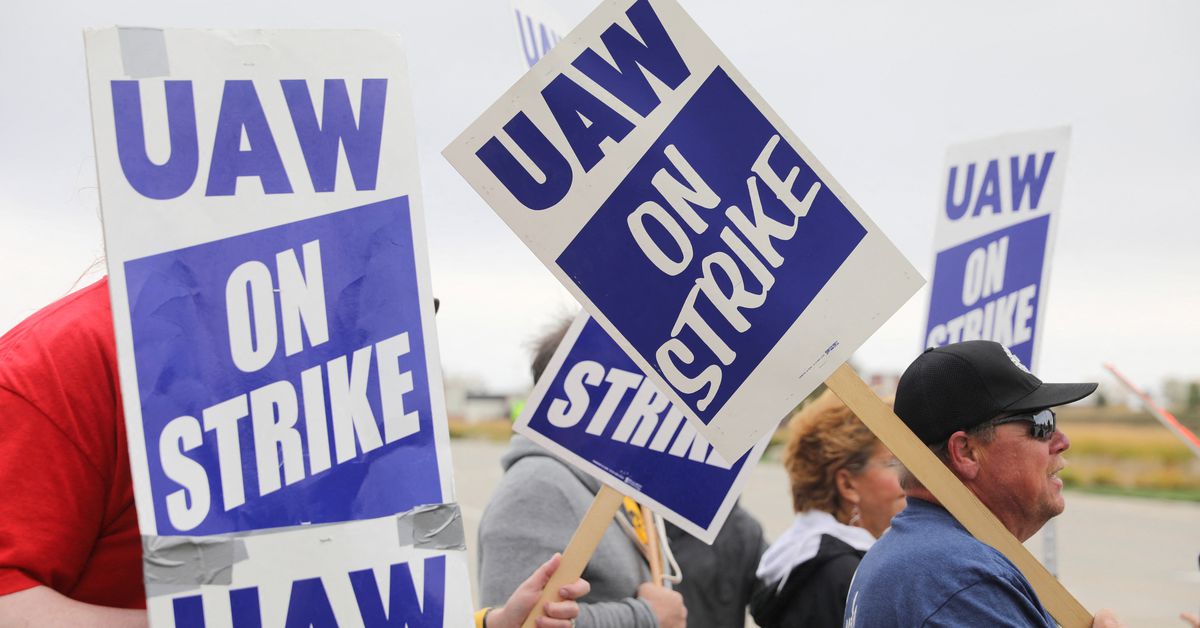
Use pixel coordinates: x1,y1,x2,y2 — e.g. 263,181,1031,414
0,279,588,628
0,279,146,626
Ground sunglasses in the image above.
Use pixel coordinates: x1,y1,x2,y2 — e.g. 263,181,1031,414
992,408,1057,441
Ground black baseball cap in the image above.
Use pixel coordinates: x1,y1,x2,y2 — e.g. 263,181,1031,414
894,340,1097,444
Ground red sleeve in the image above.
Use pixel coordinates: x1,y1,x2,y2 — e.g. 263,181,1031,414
0,388,107,596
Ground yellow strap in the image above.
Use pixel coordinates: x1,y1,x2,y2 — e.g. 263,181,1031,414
474,607,490,628
623,497,649,545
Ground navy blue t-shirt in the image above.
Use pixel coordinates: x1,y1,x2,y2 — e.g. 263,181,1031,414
844,498,1054,627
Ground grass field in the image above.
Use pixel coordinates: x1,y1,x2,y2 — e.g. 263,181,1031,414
448,418,515,442
1054,419,1200,500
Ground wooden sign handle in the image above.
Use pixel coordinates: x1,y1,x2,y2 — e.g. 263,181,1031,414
521,484,624,628
642,506,664,585
824,363,1094,628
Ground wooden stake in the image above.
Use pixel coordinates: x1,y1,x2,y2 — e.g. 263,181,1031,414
824,363,1093,628
521,484,624,628
642,506,664,586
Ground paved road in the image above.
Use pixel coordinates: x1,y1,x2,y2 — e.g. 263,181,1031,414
451,438,1199,627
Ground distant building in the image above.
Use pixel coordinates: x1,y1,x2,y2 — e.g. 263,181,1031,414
462,392,513,423
443,375,520,423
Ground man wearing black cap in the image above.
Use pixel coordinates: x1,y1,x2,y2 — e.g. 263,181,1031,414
843,340,1121,628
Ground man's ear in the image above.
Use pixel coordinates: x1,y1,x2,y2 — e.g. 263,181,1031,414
945,431,983,480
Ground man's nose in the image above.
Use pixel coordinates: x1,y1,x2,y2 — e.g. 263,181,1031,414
1051,427,1070,453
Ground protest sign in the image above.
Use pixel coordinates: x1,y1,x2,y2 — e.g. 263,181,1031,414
516,312,770,543
444,0,923,461
512,0,571,70
85,27,471,625
923,127,1072,577
924,127,1071,368
147,513,472,627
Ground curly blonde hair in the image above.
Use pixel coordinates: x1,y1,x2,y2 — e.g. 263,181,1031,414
784,388,881,514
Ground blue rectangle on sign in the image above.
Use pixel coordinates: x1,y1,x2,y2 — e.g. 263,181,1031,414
924,215,1050,367
125,196,442,535
526,318,754,530
557,67,866,426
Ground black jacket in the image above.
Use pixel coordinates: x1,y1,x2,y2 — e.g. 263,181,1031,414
666,503,766,628
750,534,866,628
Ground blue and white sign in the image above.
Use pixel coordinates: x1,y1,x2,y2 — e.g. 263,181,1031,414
445,0,923,459
125,198,443,536
924,128,1070,369
517,313,770,543
86,28,471,625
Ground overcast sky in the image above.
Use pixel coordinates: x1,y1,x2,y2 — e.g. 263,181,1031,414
3,0,1197,397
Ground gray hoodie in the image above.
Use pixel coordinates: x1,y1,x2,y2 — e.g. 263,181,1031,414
478,435,658,627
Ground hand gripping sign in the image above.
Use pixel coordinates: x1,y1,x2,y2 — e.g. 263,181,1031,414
85,28,471,626
444,0,922,463
924,127,1071,369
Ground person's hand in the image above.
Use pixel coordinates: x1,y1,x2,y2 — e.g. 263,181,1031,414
636,582,686,628
486,553,590,628
1180,611,1199,628
1091,608,1125,628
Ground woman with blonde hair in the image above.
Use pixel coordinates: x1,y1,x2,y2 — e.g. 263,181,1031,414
750,389,906,628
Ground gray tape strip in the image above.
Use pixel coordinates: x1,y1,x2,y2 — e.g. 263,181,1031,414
142,535,248,598
142,504,463,597
399,503,466,551
118,27,169,78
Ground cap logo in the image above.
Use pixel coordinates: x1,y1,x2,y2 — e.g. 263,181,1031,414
1002,345,1032,374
